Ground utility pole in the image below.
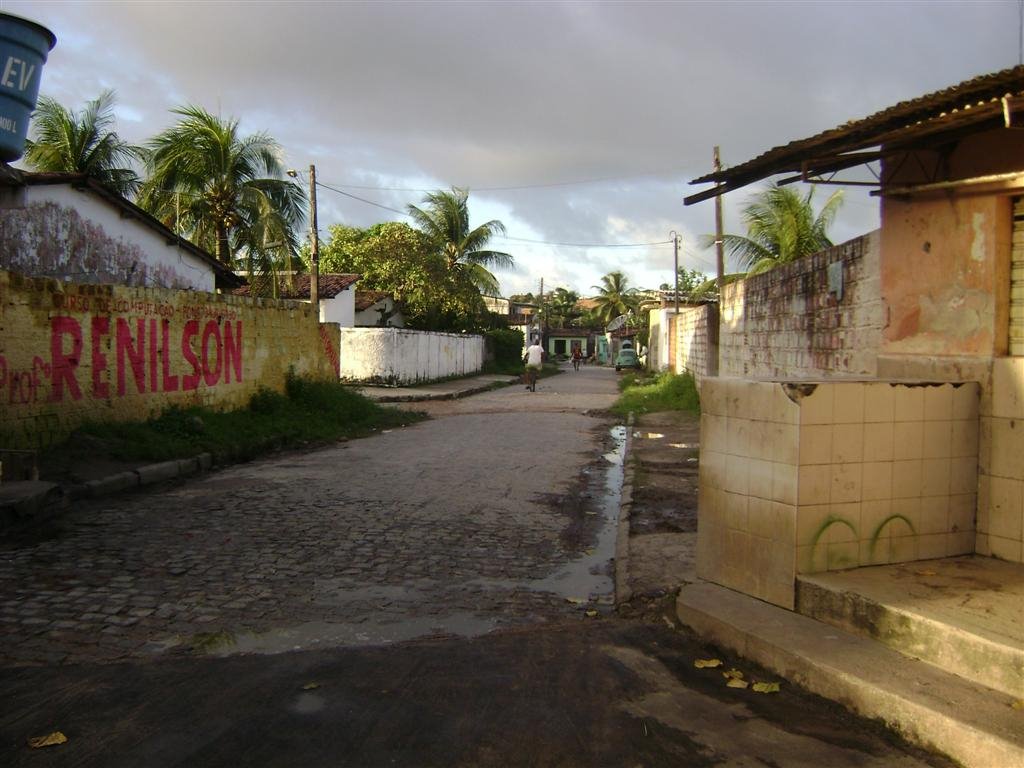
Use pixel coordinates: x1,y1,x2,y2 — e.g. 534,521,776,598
671,231,680,316
309,164,320,312
539,277,545,340
713,146,725,292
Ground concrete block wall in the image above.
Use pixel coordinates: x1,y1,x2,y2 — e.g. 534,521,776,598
337,327,483,385
675,303,718,384
719,232,882,379
699,377,980,609
0,269,332,449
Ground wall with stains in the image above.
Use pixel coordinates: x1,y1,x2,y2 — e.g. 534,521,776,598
719,232,882,379
0,186,217,291
675,303,718,384
0,269,335,449
879,193,1010,357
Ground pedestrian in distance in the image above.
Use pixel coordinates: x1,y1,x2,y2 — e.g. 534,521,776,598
571,346,583,371
523,338,545,392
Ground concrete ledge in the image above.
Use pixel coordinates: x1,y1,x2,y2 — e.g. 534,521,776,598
0,481,66,530
136,461,183,485
677,581,1024,768
84,471,140,498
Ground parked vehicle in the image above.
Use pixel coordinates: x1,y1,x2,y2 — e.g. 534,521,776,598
615,347,642,371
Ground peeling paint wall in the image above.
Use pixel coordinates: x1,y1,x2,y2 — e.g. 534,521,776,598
719,232,882,378
0,269,332,449
880,194,1010,357
336,327,483,385
0,186,216,291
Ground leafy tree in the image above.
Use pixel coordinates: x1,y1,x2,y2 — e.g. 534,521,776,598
543,287,581,328
138,105,305,270
591,271,638,324
314,222,489,332
407,187,513,294
702,182,843,275
24,90,143,197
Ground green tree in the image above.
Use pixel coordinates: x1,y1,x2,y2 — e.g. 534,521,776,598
544,287,581,328
24,90,143,198
138,105,306,269
591,271,638,324
703,182,843,275
407,187,513,294
315,222,489,332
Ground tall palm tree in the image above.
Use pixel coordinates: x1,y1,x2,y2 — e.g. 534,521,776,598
138,105,305,268
704,182,844,275
24,90,143,198
591,271,637,324
406,187,513,294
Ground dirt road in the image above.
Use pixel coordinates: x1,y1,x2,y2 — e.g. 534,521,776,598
0,364,953,766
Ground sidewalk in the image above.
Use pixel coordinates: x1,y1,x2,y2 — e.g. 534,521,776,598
356,373,519,402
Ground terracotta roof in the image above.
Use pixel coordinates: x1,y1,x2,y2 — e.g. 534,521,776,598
2,169,242,286
355,290,391,311
546,328,591,337
233,273,359,299
686,65,1024,204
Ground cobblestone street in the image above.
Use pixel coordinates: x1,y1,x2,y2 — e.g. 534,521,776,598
1,368,622,665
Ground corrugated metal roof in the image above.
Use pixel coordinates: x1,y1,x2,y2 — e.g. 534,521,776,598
687,65,1024,202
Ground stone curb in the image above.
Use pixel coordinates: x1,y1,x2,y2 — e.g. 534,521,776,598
368,378,518,403
72,452,215,500
614,412,636,606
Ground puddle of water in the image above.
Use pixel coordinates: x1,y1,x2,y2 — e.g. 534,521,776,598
668,442,696,449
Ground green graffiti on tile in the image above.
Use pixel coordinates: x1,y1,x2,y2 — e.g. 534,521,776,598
868,514,916,557
807,516,859,572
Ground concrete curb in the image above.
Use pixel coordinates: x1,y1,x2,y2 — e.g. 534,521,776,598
370,380,513,403
677,581,1024,768
72,452,215,500
614,412,636,606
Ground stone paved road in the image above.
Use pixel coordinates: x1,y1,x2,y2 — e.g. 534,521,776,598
0,364,622,666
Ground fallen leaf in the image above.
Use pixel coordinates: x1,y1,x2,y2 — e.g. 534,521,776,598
302,682,320,690
726,678,749,689
28,732,67,748
584,610,599,618
694,659,722,669
752,682,781,694
565,597,586,605
722,668,745,680
1012,699,1024,711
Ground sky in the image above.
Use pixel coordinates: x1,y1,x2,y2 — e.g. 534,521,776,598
7,0,1021,298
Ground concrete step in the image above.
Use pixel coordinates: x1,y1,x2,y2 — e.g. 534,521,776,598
677,581,1024,768
796,557,1024,700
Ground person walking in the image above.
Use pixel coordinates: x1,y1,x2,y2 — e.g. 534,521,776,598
523,338,544,392
571,346,583,372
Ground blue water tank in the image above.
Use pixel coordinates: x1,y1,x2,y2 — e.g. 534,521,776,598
0,12,56,163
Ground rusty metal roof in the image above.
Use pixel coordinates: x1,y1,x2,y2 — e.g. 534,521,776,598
685,65,1024,204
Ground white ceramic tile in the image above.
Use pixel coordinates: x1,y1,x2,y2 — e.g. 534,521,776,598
799,424,833,465
892,459,923,499
893,421,924,460
830,462,863,504
798,465,831,505
831,423,865,464
922,420,952,459
800,384,834,425
833,383,866,424
864,383,896,423
864,422,895,462
862,461,893,501
923,384,954,421
892,385,925,422
921,457,951,497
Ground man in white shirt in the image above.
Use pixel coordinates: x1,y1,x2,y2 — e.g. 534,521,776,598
523,338,544,391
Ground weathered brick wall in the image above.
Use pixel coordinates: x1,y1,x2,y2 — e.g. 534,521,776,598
719,231,882,378
0,269,334,448
675,303,718,385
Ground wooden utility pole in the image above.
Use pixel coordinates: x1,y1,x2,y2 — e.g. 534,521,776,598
672,231,680,316
713,146,725,291
309,164,320,311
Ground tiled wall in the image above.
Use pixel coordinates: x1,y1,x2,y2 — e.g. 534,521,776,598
698,377,980,609
979,359,1024,562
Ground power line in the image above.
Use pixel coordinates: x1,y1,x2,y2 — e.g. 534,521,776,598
497,236,674,249
315,169,688,194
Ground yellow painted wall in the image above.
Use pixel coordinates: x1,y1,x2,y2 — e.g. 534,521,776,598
0,269,334,448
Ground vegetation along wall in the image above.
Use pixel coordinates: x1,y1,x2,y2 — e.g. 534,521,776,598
0,269,335,449
719,231,882,379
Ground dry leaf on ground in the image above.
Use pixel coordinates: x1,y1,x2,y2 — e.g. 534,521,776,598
694,659,722,669
752,682,781,694
722,668,745,680
302,682,321,690
726,678,749,689
28,732,67,748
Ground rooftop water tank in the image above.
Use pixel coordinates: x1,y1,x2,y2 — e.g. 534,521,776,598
0,12,56,163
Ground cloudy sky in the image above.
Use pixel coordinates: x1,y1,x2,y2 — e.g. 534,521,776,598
8,0,1020,297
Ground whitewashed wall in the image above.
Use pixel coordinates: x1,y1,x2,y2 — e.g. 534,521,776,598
319,290,355,326
336,327,484,385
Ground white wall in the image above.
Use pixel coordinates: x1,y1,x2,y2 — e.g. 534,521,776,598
4,185,217,291
336,327,484,385
355,297,404,327
319,289,355,326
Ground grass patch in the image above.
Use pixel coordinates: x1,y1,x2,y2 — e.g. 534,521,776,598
611,371,701,416
41,372,426,470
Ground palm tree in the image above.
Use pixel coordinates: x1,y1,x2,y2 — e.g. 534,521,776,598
591,271,637,324
544,287,581,327
406,187,513,294
24,90,143,198
703,182,843,275
138,105,305,268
